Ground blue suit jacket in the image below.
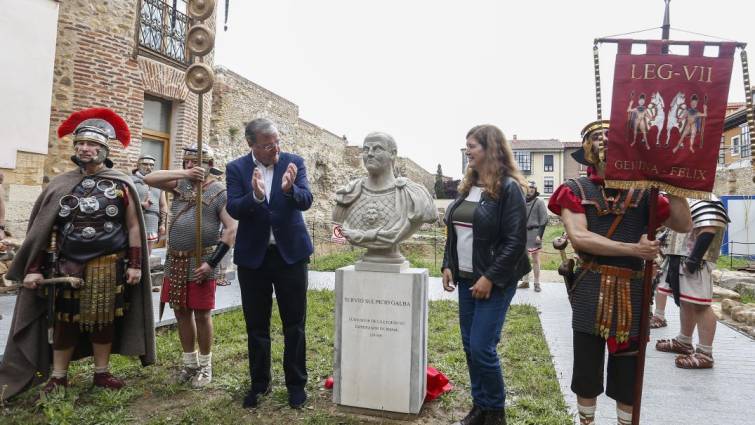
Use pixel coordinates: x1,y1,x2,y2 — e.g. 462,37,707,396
226,152,314,269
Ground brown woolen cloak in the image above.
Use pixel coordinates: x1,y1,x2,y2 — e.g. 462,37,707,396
0,167,156,401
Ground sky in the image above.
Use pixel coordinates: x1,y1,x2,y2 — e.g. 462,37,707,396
213,0,754,179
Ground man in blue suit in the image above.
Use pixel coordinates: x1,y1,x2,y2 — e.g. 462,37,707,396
225,117,313,409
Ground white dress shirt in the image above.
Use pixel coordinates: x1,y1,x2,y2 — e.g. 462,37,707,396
252,153,276,245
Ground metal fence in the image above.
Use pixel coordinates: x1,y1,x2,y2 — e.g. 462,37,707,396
726,240,755,268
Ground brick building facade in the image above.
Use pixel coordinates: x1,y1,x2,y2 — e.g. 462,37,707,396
1,0,214,237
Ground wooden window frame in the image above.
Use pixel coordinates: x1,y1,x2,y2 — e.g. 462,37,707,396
142,128,171,171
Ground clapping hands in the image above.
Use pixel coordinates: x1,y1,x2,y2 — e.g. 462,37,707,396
252,168,265,200
281,163,297,193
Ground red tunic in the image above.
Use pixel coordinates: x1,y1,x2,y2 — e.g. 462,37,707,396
548,167,670,223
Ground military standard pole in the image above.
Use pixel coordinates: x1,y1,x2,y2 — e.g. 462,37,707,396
195,94,204,266
632,4,670,424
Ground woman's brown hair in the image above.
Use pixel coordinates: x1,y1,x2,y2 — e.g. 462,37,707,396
457,124,528,199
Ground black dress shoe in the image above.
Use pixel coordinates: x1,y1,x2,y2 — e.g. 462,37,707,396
288,387,307,409
242,383,271,408
452,404,485,425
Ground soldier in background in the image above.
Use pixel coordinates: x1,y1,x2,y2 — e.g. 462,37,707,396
131,154,167,253
518,181,548,292
655,197,729,369
144,144,236,388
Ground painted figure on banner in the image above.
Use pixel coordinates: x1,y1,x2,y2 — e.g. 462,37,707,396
673,94,708,154
627,93,652,150
664,92,686,148
649,92,666,146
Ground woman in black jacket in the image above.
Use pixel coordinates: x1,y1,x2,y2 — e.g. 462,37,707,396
442,124,530,425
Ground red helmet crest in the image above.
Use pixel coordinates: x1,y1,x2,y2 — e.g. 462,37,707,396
57,108,131,148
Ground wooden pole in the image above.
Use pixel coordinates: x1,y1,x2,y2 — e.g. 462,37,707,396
634,6,669,422
195,92,204,266
631,187,659,425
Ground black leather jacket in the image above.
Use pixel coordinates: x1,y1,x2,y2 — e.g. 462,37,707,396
442,176,531,288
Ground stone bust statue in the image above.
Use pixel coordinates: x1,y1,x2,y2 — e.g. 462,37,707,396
332,132,437,267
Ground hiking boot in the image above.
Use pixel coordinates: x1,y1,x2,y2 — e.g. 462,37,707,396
93,372,125,390
452,404,485,425
482,409,506,425
191,365,212,388
178,366,199,383
517,281,529,289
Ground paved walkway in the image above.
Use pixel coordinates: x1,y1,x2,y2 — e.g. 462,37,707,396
1,271,753,424
514,281,755,425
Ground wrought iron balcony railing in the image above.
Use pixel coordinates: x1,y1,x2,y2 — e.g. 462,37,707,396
138,0,190,65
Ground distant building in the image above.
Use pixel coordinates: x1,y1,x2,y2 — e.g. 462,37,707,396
509,136,567,199
720,100,752,168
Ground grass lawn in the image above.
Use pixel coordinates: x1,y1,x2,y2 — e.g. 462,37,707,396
1,291,571,425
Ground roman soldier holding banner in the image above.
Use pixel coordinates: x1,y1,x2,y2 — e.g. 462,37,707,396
144,144,236,388
0,108,156,400
548,120,692,425
556,32,743,424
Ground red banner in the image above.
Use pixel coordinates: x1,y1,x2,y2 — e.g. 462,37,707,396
605,40,737,197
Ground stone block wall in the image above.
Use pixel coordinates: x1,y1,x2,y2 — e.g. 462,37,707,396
713,166,755,196
210,67,435,223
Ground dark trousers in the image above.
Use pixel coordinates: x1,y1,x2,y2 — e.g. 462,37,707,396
238,246,308,393
570,331,638,405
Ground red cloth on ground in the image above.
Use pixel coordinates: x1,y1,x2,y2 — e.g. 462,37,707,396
160,278,217,310
547,167,670,223
425,366,453,401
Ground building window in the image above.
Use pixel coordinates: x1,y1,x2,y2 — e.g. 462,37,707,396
718,144,726,164
139,0,189,65
741,124,751,158
731,135,741,156
514,151,531,173
543,177,554,194
544,154,554,172
142,95,172,171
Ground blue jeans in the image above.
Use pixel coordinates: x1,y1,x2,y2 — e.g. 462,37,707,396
458,279,516,410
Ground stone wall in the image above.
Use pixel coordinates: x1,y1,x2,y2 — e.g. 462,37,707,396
396,158,435,195
714,166,755,196
210,67,435,223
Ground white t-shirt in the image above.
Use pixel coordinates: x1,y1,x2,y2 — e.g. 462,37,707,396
452,186,483,273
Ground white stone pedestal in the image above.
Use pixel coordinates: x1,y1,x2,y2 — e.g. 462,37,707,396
333,265,428,414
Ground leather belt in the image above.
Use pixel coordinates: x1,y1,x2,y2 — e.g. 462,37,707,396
577,261,644,280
